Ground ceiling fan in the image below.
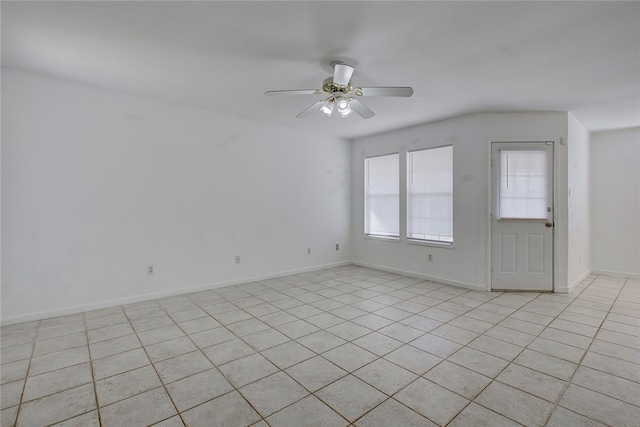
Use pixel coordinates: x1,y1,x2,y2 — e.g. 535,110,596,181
265,62,413,119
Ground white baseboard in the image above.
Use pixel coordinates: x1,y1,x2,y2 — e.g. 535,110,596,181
556,269,592,294
591,269,640,281
1,261,352,326
352,261,487,292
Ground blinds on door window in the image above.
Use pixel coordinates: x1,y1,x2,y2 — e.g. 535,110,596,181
499,150,548,219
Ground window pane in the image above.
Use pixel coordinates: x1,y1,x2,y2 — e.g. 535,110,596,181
499,150,548,219
407,146,453,243
365,154,399,237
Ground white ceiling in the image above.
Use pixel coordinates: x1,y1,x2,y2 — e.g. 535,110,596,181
2,1,639,139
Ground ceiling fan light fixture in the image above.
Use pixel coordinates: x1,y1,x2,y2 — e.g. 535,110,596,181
320,100,334,117
336,97,352,118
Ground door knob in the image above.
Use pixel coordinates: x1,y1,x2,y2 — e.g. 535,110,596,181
545,222,554,228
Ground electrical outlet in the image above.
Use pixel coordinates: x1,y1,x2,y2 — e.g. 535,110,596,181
147,265,154,275
427,254,433,262
335,243,340,251
307,248,311,255
235,255,241,264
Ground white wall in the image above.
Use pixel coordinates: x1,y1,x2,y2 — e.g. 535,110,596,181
591,127,640,278
351,112,569,291
566,114,592,290
1,69,352,323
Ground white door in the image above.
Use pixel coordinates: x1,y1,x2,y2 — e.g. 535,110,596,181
491,142,554,291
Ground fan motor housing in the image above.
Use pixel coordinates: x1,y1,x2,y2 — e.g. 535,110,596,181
322,77,363,96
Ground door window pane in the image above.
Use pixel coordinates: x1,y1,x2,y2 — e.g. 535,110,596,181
499,150,548,219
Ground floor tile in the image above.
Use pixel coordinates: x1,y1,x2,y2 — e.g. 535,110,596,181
285,356,347,392
202,338,256,365
410,333,463,358
559,384,640,427
377,323,424,342
226,318,270,337
1,359,30,384
468,335,523,361
243,328,290,351
322,343,378,372
316,375,386,422
383,344,442,375
33,332,87,357
23,362,92,402
298,330,347,353
165,368,234,412
88,323,135,344
2,268,637,427
424,360,491,399
484,325,535,347
95,365,162,406
353,358,417,395
239,371,308,417
54,410,101,426
17,383,96,426
176,316,221,335
261,340,315,369
546,407,608,427
88,334,141,359
395,378,469,425
275,319,320,339
475,381,554,426
218,353,279,388
512,348,577,381
326,321,371,341
352,331,403,356
580,350,640,383
589,338,640,364
0,342,33,365
0,379,23,410
189,326,237,348
1,406,18,427
99,387,176,427
92,348,150,380
145,336,198,363
526,337,586,363
431,323,480,345
448,347,509,378
137,325,185,346
571,365,640,406
355,398,436,427
266,395,347,427
496,363,567,402
154,350,213,384
182,392,261,426
448,402,521,427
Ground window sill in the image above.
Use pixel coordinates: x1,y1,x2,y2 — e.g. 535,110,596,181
364,235,400,243
406,239,455,249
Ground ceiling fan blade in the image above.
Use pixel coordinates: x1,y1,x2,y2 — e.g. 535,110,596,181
296,100,324,118
265,89,318,96
333,63,355,86
359,87,414,97
349,98,375,119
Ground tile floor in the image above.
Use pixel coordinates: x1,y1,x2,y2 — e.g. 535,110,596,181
1,265,639,426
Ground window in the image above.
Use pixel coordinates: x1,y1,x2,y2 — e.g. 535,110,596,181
499,150,549,219
364,153,399,238
407,146,453,243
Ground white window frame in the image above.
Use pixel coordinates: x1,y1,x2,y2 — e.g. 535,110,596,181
364,153,400,239
406,145,454,245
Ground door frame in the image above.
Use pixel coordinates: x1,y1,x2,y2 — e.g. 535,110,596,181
487,137,562,292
